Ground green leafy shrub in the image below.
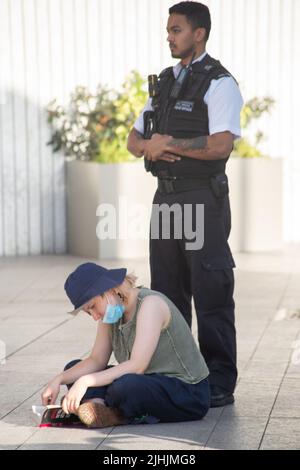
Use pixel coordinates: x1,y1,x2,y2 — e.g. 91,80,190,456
46,71,147,163
233,97,275,158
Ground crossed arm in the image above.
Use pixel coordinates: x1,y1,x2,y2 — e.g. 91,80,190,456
127,127,234,162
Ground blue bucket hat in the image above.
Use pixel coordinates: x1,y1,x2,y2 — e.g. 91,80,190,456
64,262,127,315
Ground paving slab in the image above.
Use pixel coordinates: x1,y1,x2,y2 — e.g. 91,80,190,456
260,418,300,450
205,416,269,450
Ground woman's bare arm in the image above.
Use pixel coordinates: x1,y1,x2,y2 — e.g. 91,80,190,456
81,295,170,388
56,322,112,385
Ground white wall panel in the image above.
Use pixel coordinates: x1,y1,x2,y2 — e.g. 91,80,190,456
23,0,42,254
1,0,17,256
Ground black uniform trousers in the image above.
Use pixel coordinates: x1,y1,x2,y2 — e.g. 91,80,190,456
150,185,237,393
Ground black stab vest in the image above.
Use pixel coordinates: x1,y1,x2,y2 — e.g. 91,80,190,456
152,54,236,178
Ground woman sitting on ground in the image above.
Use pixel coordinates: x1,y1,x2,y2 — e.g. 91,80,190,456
41,262,210,428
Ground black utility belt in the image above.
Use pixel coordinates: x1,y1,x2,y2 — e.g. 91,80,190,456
157,173,229,197
157,176,210,194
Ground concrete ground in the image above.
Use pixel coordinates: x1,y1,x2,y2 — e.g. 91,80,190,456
1,245,300,450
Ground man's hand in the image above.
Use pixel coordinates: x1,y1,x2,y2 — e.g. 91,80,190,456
144,134,181,163
61,377,88,415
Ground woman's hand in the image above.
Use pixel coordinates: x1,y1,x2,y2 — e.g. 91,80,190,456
41,376,61,406
61,377,88,415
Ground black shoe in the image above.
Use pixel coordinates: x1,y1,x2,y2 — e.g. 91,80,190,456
210,385,234,408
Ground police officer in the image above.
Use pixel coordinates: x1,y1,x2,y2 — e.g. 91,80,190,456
127,1,243,407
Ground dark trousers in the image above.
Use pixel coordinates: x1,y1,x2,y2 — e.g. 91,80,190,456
64,360,210,424
150,188,237,393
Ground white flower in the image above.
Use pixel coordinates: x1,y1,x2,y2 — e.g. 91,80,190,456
79,143,88,152
78,104,89,114
79,116,89,127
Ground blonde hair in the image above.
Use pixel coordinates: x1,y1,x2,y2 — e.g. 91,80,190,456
116,272,138,303
103,272,138,304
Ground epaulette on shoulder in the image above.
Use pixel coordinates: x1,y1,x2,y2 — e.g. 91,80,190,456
213,66,237,84
159,66,174,78
192,60,234,82
191,61,217,73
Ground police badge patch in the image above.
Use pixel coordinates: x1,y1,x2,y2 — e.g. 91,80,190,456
174,100,194,112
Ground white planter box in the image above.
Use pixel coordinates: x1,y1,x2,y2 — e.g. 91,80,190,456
227,157,283,252
66,157,283,260
66,160,157,259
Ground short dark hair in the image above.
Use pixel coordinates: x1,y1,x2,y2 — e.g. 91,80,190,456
169,1,211,41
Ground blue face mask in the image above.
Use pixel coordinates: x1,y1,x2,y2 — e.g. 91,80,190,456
102,294,125,324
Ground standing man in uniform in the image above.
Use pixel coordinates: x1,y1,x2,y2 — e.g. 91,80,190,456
127,1,243,407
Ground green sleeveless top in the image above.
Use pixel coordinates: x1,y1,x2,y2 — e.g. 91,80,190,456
110,287,209,384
